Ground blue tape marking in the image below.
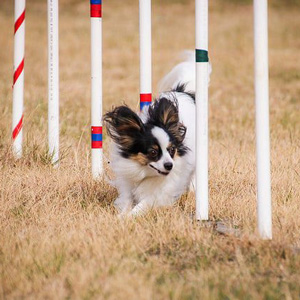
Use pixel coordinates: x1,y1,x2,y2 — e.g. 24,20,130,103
92,133,102,141
140,101,151,111
90,0,101,4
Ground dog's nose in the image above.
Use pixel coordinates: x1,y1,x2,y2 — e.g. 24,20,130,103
164,162,173,171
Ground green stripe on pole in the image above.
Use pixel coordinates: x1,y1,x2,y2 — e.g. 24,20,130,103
196,49,209,63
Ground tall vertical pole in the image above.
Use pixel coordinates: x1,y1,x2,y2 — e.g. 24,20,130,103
195,0,209,220
90,0,103,179
48,0,59,165
139,0,152,111
254,0,272,239
12,0,26,158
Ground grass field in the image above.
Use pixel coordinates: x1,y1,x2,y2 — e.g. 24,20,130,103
1,0,300,299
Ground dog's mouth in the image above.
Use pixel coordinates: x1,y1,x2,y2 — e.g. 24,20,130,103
149,164,169,176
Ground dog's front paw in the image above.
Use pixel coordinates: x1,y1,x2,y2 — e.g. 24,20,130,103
117,211,128,220
114,197,132,214
127,201,150,217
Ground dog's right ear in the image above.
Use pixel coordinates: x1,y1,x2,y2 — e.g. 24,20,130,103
103,106,144,149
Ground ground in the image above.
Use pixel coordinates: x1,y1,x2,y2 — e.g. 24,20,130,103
0,0,300,299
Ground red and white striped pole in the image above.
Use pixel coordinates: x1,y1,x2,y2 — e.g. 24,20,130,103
12,0,26,158
90,0,103,179
139,0,152,111
48,0,60,165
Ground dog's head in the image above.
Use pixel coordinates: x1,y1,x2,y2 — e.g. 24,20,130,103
104,98,187,176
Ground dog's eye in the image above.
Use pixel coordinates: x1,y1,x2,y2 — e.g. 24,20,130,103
149,149,158,158
169,146,176,157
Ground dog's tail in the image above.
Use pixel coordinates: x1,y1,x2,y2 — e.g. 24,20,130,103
158,50,212,93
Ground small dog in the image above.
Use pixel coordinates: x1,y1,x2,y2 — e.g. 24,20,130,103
104,52,210,216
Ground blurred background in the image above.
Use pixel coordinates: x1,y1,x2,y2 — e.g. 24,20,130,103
0,1,299,298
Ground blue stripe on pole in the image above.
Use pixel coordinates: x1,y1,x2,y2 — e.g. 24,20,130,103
90,0,101,4
140,101,151,111
92,133,102,142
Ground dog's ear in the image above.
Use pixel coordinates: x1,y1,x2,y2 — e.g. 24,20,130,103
103,106,144,150
149,98,187,144
176,123,187,144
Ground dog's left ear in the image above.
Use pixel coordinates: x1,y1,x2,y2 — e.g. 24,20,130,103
149,98,187,144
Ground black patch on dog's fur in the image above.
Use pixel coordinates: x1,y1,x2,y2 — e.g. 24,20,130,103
172,83,195,102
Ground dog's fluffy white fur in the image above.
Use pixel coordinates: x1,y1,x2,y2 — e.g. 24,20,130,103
106,51,211,216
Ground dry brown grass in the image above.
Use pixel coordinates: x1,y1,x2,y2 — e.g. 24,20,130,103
0,0,300,299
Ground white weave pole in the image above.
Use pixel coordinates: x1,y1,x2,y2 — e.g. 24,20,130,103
254,0,272,239
139,0,152,110
90,0,103,179
48,0,59,165
195,0,209,220
12,0,26,158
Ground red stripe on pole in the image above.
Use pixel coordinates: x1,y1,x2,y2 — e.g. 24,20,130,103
140,93,152,103
91,126,102,134
14,10,25,34
92,141,102,148
13,59,24,86
90,4,102,18
12,115,23,140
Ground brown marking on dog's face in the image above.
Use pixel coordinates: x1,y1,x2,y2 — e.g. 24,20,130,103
130,153,149,165
174,149,180,158
131,143,162,165
167,143,177,158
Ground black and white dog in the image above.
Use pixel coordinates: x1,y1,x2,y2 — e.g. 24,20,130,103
104,52,211,216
